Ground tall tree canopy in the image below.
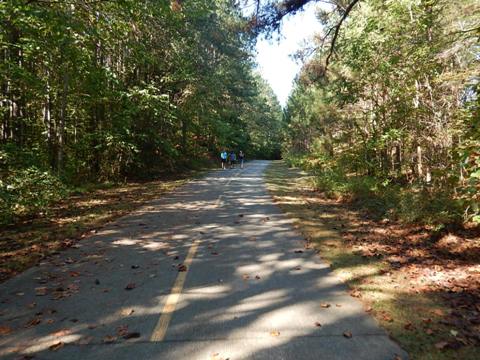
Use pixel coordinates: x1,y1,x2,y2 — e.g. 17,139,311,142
0,0,284,223
282,0,480,224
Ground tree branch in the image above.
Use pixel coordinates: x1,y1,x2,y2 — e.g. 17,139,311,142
325,0,360,70
254,0,361,72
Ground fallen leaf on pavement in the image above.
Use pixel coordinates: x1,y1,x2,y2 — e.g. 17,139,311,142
270,330,280,337
343,331,353,338
0,325,12,335
123,332,141,340
320,303,331,308
25,318,41,328
116,325,129,337
350,290,361,298
103,335,117,343
49,342,64,351
35,287,48,296
178,264,187,272
125,283,136,290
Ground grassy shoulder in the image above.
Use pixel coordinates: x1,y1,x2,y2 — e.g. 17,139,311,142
265,160,480,360
0,167,211,283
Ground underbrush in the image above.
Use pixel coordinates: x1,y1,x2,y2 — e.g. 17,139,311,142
0,150,214,227
284,155,463,226
0,167,67,226
265,160,480,360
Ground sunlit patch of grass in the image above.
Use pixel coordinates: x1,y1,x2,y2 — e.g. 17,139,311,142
0,168,210,283
265,160,478,360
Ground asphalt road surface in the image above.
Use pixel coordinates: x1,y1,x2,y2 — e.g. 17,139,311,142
0,161,407,360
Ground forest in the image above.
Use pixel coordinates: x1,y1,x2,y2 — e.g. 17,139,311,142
1,0,478,229
0,1,479,358
282,0,479,227
0,0,284,225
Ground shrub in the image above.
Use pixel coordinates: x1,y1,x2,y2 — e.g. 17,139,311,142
0,167,66,225
287,154,463,226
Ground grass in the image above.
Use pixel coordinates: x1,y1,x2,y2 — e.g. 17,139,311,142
265,160,480,360
0,167,211,283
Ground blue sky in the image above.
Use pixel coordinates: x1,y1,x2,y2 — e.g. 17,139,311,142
253,2,323,106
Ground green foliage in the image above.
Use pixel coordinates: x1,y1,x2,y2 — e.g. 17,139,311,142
0,167,66,225
0,0,284,225
282,0,479,226
288,154,464,225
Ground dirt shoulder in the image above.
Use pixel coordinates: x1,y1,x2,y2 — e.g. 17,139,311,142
265,161,480,360
0,169,210,283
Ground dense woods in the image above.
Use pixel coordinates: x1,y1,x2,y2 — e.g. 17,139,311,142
282,0,479,225
0,0,283,224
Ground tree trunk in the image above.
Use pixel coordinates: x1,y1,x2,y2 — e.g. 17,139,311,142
416,145,423,179
57,71,69,174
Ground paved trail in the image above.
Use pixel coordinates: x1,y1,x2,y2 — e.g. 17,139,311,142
0,161,407,359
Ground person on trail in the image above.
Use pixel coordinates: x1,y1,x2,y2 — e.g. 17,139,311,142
220,150,228,169
229,151,236,169
238,150,245,169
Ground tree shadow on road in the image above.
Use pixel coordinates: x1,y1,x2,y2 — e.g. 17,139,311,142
0,162,406,360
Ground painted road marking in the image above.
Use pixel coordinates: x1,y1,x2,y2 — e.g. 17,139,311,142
150,170,238,342
150,239,200,341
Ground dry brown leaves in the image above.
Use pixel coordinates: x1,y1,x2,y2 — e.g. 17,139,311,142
0,325,12,335
270,330,280,337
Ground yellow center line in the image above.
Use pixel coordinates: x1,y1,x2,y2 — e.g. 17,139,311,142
150,239,200,342
150,171,240,342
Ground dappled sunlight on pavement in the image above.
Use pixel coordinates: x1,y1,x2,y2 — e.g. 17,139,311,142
0,161,407,359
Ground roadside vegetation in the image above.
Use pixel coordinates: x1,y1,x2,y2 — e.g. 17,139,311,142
0,0,284,228
266,161,479,360
0,1,285,280
268,1,479,358
282,0,479,228
0,167,211,282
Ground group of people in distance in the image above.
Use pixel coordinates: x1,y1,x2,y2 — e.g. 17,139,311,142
220,150,245,170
